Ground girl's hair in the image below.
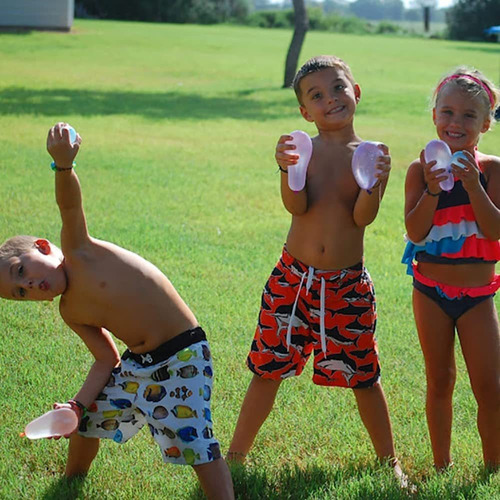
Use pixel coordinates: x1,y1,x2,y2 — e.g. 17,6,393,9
433,66,500,122
292,55,356,105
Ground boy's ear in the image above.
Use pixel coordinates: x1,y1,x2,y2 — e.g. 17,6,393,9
432,107,437,125
299,105,314,123
34,239,51,255
354,84,361,103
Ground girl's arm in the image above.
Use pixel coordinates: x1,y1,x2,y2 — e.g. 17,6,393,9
404,151,447,242
452,153,500,241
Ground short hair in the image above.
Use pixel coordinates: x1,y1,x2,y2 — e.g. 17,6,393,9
433,66,500,122
0,235,38,260
292,55,356,105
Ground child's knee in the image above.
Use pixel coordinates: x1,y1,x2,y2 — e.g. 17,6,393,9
427,365,456,396
473,379,500,409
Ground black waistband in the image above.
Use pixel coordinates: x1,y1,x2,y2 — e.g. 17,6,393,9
122,326,206,366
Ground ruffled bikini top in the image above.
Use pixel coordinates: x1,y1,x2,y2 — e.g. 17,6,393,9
402,155,500,275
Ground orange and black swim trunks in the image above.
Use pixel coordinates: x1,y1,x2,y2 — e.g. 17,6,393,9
247,247,380,388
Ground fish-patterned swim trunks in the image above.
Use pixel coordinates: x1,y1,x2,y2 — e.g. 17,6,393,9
248,247,380,388
78,327,221,465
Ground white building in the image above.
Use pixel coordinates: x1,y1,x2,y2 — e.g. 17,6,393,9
0,0,74,30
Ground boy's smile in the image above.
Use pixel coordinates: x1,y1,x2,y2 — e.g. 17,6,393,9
298,67,360,130
0,240,67,301
433,86,490,153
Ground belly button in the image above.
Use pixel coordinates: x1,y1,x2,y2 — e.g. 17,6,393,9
99,281,106,288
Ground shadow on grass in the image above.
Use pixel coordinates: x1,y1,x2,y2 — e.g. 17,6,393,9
188,461,500,500
452,44,500,54
40,476,85,500
0,87,297,121
188,462,406,500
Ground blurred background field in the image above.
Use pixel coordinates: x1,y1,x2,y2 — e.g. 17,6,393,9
0,19,498,499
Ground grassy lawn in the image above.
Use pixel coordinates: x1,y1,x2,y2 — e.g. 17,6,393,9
0,20,498,499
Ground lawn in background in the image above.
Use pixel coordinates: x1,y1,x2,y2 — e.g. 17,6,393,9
0,20,499,499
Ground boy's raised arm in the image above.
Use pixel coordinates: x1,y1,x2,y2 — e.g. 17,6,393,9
47,123,90,252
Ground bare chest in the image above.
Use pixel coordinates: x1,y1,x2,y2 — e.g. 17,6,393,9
306,153,359,210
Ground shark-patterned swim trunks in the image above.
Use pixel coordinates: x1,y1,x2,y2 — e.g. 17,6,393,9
247,247,380,388
78,327,221,465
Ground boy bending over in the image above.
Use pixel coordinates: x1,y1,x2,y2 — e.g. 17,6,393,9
0,123,234,500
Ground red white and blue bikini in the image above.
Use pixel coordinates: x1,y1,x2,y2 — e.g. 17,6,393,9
402,160,500,320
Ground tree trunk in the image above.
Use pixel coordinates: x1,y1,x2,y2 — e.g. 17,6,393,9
423,6,430,32
283,0,309,88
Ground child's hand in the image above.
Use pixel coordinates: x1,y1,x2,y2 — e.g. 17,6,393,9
374,144,391,186
47,122,81,169
275,135,299,171
50,401,81,439
420,149,446,195
450,150,481,193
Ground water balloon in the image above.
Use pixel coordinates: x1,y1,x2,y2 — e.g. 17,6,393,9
351,141,383,190
285,130,312,192
424,140,454,192
450,150,469,169
23,407,78,440
65,125,77,145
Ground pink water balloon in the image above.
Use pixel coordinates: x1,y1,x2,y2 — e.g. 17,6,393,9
424,140,454,191
23,407,78,440
285,130,312,192
351,141,384,190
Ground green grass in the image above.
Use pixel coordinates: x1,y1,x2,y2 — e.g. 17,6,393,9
0,20,499,499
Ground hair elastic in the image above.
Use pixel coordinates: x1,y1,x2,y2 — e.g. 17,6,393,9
436,74,495,108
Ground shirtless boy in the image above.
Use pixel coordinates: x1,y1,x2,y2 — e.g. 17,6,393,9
0,123,233,499
227,56,404,479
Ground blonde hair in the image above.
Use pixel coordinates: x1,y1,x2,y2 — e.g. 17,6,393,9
433,66,499,122
293,55,356,105
0,235,38,260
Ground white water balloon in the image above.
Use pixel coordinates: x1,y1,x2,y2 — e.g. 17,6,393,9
65,125,77,145
424,140,454,191
24,408,78,440
351,141,383,190
285,130,312,192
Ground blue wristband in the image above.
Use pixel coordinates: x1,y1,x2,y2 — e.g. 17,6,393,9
51,161,76,172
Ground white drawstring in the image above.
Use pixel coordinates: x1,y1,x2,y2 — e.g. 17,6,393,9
286,271,306,349
320,277,326,353
286,267,328,353
306,265,314,291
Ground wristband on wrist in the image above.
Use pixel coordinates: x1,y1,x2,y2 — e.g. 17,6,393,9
424,186,440,197
51,161,76,172
277,165,288,174
67,399,87,418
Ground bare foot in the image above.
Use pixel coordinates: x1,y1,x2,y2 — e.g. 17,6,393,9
391,458,417,494
434,461,454,474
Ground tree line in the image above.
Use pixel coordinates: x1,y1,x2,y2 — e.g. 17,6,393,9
75,0,500,42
